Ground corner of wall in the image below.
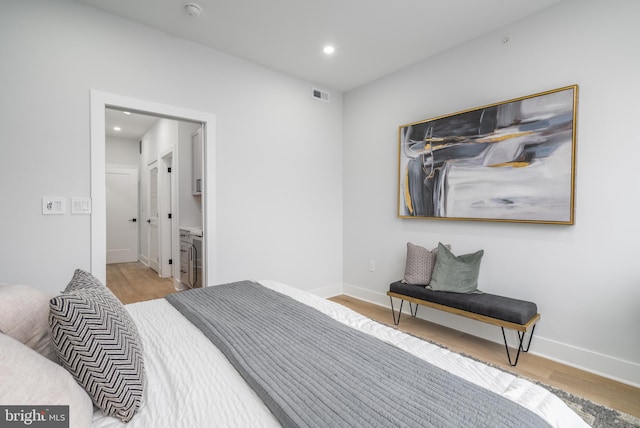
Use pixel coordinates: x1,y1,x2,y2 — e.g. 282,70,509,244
309,283,344,299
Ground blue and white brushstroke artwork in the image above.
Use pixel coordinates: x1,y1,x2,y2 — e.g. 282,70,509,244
399,86,577,223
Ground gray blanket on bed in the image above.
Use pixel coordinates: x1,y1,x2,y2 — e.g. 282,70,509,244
166,281,550,428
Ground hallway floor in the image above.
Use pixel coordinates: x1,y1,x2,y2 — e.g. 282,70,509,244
106,262,177,304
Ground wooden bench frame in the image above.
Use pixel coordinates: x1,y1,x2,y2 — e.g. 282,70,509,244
387,291,540,366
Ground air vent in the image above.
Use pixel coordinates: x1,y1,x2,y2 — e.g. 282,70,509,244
312,87,330,103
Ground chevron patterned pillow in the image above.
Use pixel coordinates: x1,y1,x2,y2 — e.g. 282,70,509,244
49,270,145,422
65,268,111,291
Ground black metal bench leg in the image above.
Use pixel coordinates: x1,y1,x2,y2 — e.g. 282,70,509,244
390,297,420,326
409,302,419,318
501,324,537,367
389,296,404,325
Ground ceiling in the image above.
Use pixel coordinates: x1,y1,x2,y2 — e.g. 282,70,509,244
105,108,160,139
93,0,562,140
75,0,562,93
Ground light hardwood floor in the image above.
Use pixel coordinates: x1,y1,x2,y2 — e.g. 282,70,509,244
106,263,640,419
106,262,177,305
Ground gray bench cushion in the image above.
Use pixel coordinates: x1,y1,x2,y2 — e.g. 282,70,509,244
390,281,537,325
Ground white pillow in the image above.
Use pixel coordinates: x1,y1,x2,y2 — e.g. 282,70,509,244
0,333,93,428
0,283,57,361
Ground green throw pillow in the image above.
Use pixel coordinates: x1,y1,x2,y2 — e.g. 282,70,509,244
429,243,483,293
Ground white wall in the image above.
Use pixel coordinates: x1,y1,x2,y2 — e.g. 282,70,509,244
0,0,343,293
141,119,178,164
106,136,139,167
343,0,640,386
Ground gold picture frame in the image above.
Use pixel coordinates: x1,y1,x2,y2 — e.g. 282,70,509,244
398,85,578,224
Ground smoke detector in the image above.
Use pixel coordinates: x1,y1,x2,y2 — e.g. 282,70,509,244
184,3,203,17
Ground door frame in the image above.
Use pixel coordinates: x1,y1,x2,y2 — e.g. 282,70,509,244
146,160,160,273
159,148,174,278
90,90,216,286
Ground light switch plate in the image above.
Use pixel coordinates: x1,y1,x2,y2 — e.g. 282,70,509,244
71,197,92,214
42,197,66,215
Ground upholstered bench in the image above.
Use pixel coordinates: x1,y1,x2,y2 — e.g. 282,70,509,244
387,280,540,366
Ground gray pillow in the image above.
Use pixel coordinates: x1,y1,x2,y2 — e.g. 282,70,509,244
49,270,145,422
429,243,483,293
402,242,449,285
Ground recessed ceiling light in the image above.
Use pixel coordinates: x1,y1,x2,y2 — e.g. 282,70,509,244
323,45,335,55
113,126,121,131
123,111,132,115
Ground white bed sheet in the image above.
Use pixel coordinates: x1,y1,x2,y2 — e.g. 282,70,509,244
92,280,588,428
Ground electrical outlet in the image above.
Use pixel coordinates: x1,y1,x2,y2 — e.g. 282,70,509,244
368,260,375,272
42,197,66,215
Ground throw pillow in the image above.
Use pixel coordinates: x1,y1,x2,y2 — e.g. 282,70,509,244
402,242,449,285
0,333,93,428
49,270,145,422
429,243,483,293
65,268,105,291
60,269,144,356
62,269,143,346
0,283,58,361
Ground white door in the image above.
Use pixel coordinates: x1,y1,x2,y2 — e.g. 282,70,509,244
106,167,139,264
148,161,160,273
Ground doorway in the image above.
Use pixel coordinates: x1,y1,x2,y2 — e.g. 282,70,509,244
105,114,177,281
91,90,216,287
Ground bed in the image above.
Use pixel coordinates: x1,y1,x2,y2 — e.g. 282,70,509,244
0,277,588,428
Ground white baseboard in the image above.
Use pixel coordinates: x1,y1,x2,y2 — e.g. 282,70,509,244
309,283,344,299
174,278,188,291
531,336,640,388
341,282,640,388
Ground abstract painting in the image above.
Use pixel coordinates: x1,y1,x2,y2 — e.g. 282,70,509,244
398,85,578,224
